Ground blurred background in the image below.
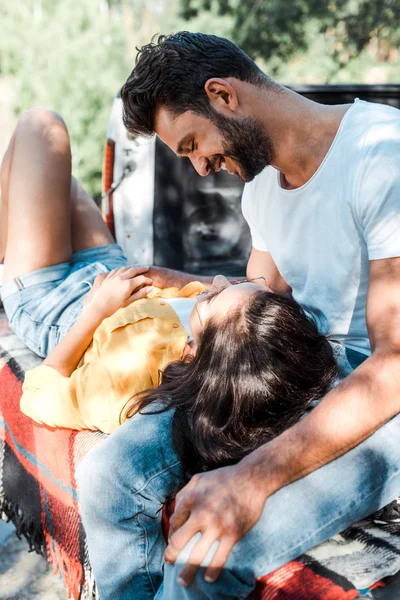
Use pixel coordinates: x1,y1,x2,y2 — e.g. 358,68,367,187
1,0,400,200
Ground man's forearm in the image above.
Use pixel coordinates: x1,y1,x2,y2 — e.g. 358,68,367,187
146,266,214,289
147,266,246,289
241,350,400,499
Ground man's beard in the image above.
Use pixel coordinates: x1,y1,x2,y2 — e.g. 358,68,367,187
209,111,275,182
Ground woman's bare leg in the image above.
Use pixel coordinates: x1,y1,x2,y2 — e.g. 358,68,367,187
0,196,6,264
0,108,72,284
0,108,115,285
70,176,114,253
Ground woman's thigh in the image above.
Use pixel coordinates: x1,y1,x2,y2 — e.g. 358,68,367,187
2,108,72,283
70,177,115,254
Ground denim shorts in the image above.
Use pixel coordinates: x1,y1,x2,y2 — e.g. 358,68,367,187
0,244,128,357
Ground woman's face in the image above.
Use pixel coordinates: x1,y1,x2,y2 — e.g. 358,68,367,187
188,275,268,350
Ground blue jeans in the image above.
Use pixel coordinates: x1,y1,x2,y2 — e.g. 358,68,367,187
1,244,127,357
76,348,400,599
77,407,185,599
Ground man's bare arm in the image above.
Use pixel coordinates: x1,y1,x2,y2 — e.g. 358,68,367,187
147,248,289,291
147,248,285,290
145,266,213,289
247,248,292,294
245,255,400,491
165,256,400,587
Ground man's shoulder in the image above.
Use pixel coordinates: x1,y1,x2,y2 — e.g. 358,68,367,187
351,98,400,121
347,100,400,150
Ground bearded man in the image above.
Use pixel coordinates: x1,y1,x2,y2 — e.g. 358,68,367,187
77,32,400,599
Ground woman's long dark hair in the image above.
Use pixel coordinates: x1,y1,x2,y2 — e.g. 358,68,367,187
123,291,338,476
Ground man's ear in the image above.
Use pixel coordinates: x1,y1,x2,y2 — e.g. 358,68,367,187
204,78,238,113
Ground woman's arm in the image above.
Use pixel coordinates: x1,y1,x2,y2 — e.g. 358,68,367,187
43,266,153,377
43,307,104,377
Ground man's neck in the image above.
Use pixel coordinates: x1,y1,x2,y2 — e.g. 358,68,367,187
255,88,352,189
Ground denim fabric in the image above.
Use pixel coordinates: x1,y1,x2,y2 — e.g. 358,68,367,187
0,244,127,357
158,415,400,599
77,344,400,600
76,406,185,600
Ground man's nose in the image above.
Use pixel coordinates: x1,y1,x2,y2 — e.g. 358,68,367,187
191,156,210,177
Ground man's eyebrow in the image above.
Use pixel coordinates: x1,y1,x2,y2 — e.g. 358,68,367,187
176,134,193,155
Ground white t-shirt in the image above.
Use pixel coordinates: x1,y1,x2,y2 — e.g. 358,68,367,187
242,99,400,356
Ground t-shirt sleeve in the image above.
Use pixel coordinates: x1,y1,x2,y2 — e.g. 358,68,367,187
355,126,400,261
241,181,269,252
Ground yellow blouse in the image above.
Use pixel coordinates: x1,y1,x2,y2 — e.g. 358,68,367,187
21,282,205,433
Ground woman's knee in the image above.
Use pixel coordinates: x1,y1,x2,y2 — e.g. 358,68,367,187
1,108,67,190
15,107,70,153
17,107,66,132
0,143,12,196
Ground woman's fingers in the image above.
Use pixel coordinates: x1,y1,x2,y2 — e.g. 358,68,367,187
120,265,150,279
124,285,154,305
107,265,150,279
128,274,153,287
84,266,154,319
125,275,153,295
92,273,108,288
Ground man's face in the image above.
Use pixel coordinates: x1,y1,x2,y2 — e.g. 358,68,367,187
155,107,275,183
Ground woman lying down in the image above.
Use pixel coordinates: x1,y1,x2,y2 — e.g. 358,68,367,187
0,108,338,471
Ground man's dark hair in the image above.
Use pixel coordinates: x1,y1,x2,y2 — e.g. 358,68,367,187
123,291,338,475
121,32,274,138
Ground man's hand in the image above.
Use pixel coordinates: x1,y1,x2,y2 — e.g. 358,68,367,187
146,266,214,290
165,462,268,587
83,266,153,320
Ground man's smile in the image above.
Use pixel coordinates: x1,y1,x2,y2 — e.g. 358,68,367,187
209,154,236,176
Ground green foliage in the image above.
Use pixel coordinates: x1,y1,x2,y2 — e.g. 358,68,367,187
1,0,399,201
178,0,400,77
160,0,234,40
0,0,131,198
180,0,327,65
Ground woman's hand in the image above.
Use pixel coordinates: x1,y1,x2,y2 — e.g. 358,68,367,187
83,266,153,320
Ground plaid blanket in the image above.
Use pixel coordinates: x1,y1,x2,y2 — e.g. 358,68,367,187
1,306,400,600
